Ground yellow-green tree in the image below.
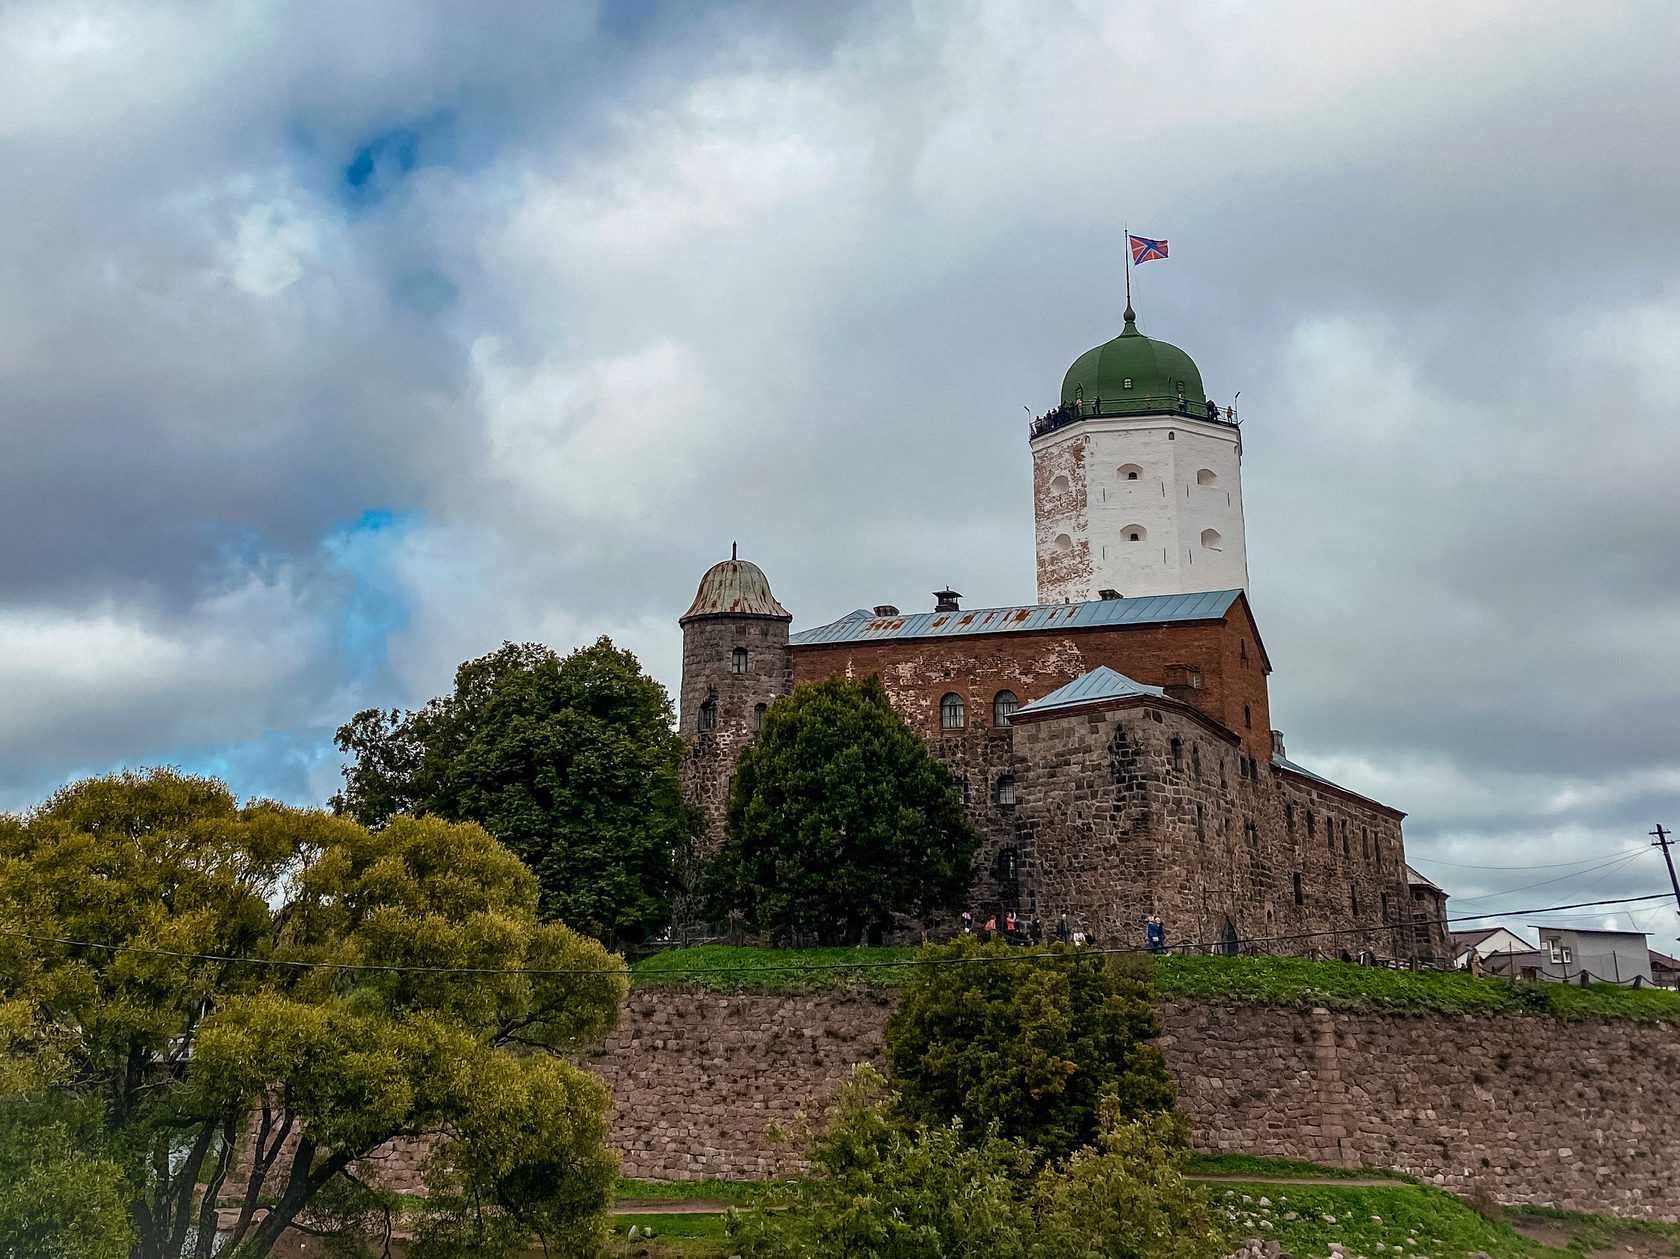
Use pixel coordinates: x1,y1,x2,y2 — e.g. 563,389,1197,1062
0,770,628,1259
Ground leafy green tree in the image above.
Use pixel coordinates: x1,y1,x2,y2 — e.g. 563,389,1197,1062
728,1067,1216,1259
706,676,976,944
0,1001,134,1259
885,937,1176,1158
333,637,691,944
0,769,628,1259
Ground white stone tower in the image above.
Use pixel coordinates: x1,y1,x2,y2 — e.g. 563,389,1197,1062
1031,304,1248,604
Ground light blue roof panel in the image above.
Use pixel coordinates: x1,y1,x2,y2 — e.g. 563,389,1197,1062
1013,666,1165,717
788,589,1242,647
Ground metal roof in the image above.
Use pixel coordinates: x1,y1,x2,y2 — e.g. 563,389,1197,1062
680,556,791,623
789,589,1242,647
1014,666,1165,718
1272,754,1406,819
1405,864,1446,893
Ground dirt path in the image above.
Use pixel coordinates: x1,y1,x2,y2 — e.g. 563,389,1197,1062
614,1198,736,1215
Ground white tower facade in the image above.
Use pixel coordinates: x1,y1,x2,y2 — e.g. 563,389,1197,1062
1031,307,1249,604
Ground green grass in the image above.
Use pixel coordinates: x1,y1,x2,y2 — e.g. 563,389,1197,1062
606,1211,730,1257
1506,1204,1680,1254
1186,1152,1415,1182
629,944,918,993
628,944,1680,1021
1213,1181,1561,1258
1156,953,1680,1022
614,1176,773,1205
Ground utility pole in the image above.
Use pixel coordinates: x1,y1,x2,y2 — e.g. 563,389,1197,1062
1652,824,1680,917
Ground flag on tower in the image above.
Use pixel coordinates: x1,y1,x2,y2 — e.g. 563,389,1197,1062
1128,234,1169,265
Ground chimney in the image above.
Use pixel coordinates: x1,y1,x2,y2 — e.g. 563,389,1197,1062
872,604,900,617
1271,729,1286,759
1097,588,1123,600
1163,663,1203,705
933,588,962,612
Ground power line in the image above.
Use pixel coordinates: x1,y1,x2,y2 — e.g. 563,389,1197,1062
1410,846,1648,872
0,893,1671,980
1445,850,1650,905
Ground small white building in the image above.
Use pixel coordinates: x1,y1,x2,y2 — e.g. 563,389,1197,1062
1530,926,1653,986
1450,926,1535,972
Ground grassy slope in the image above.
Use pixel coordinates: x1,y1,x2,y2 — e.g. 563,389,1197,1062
628,945,1680,1021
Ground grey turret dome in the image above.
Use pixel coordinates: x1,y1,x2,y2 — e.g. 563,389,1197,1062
680,551,791,623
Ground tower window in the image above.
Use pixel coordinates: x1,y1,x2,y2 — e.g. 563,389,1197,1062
1118,463,1142,481
1122,376,1133,389
1201,528,1222,550
1192,744,1201,780
1167,431,1176,441
1243,704,1252,729
698,697,717,732
1285,802,1295,833
940,692,966,730
1050,474,1070,494
993,774,1016,806
1122,524,1147,543
1197,468,1217,487
753,702,767,733
1293,872,1305,906
1170,736,1183,771
993,690,1019,727
1054,533,1073,554
731,646,748,674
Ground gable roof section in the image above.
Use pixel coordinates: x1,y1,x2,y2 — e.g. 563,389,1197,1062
790,589,1245,648
1405,864,1446,893
1272,754,1406,820
1012,666,1165,718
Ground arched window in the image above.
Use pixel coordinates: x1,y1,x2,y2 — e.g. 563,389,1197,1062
1192,744,1201,780
1122,524,1147,543
753,702,767,733
731,646,748,674
698,697,717,732
1170,736,1183,771
1122,376,1134,390
993,690,1019,727
1053,533,1073,554
1196,468,1217,487
993,846,1020,882
1201,528,1222,550
940,692,966,731
1050,474,1070,494
993,774,1016,806
1118,463,1142,481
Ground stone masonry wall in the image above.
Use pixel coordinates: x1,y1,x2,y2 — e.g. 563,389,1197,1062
590,990,1680,1219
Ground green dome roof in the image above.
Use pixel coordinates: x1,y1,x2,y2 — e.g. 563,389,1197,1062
1061,306,1205,411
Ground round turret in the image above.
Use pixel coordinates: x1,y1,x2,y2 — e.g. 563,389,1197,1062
1061,306,1205,412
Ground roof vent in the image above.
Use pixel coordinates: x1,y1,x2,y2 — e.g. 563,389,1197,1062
933,588,962,612
1097,588,1123,600
872,604,900,617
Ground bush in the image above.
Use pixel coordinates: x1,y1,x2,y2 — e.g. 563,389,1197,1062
885,937,1177,1158
727,1067,1215,1259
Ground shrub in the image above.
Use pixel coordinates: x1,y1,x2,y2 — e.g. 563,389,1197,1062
885,937,1177,1157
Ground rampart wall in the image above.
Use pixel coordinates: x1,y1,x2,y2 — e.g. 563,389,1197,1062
590,990,1680,1220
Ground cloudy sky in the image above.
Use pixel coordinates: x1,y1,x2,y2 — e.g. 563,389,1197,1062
4,0,1677,952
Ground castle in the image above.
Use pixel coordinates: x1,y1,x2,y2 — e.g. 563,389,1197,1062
678,302,1452,962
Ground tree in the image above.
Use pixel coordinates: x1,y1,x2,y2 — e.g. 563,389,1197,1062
0,769,628,1259
727,1067,1217,1259
885,937,1176,1158
706,676,977,945
333,637,691,944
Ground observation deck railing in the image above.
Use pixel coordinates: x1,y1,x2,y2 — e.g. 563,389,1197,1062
1028,395,1239,440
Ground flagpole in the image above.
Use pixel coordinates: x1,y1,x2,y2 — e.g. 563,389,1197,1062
1123,222,1132,312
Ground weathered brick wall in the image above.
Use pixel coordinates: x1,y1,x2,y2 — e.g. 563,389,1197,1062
789,610,1273,763
589,991,1680,1219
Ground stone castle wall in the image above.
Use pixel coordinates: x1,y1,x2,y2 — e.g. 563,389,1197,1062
587,990,1680,1219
